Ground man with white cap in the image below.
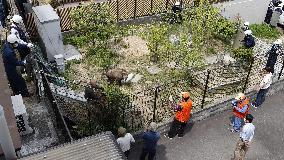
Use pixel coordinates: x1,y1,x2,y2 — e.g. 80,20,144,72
2,34,31,97
230,93,250,132
10,15,30,45
265,39,283,73
242,21,250,31
242,30,255,48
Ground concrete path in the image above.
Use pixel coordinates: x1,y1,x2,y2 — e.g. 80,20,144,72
129,90,284,160
214,0,270,24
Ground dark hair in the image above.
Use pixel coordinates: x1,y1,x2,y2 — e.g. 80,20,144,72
183,97,189,101
246,114,254,123
264,67,272,73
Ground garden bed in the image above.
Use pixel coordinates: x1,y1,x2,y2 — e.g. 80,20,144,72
59,1,283,133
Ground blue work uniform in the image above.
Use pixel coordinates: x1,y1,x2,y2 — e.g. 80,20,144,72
11,25,27,42
2,42,29,96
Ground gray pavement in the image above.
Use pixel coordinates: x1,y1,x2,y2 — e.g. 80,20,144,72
214,0,270,24
129,90,284,160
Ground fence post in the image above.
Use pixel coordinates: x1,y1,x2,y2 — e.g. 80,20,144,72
278,60,284,80
134,0,137,19
166,0,169,10
150,0,153,14
116,0,119,22
87,108,92,135
201,70,210,109
153,86,159,121
242,58,254,93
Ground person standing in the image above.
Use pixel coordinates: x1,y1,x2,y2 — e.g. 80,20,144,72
234,114,255,160
10,15,29,44
140,122,160,160
116,127,135,158
265,39,283,73
270,3,283,27
2,34,30,97
166,92,193,138
230,93,250,132
251,67,273,108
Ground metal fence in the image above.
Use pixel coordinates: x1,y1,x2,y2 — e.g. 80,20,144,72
41,72,74,142
24,0,194,37
35,51,284,139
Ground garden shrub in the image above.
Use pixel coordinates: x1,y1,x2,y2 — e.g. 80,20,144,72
232,47,253,61
70,3,117,47
250,23,281,39
213,18,237,43
85,46,118,70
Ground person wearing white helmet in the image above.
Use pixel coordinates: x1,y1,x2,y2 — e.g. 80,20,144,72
242,30,255,48
242,21,250,31
265,39,283,73
2,34,31,97
10,15,29,44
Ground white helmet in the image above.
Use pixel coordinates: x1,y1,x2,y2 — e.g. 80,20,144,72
244,30,252,35
273,39,282,45
244,21,249,26
7,34,19,43
175,1,180,6
11,15,23,24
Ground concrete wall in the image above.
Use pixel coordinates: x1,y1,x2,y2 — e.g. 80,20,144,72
0,56,22,155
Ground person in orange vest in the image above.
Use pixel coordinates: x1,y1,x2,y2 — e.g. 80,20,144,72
165,92,193,139
230,93,250,132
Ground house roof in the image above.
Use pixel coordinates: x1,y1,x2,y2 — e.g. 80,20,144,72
20,132,126,160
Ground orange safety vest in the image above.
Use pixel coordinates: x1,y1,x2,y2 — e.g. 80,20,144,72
233,97,250,119
175,100,193,123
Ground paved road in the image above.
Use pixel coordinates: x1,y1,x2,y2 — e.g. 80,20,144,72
129,90,284,160
214,0,270,24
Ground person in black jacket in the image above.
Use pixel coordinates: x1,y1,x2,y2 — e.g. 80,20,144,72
265,39,283,73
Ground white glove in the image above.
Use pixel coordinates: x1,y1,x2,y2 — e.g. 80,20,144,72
27,43,34,48
169,95,173,102
23,60,27,65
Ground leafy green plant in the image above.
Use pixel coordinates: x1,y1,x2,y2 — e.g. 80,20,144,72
232,47,253,61
100,84,129,133
250,23,281,39
70,3,117,47
147,23,169,62
84,46,118,70
213,17,237,43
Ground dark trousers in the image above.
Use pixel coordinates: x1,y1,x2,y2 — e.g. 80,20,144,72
140,148,156,160
6,69,29,96
255,88,269,107
168,118,187,138
124,150,130,158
